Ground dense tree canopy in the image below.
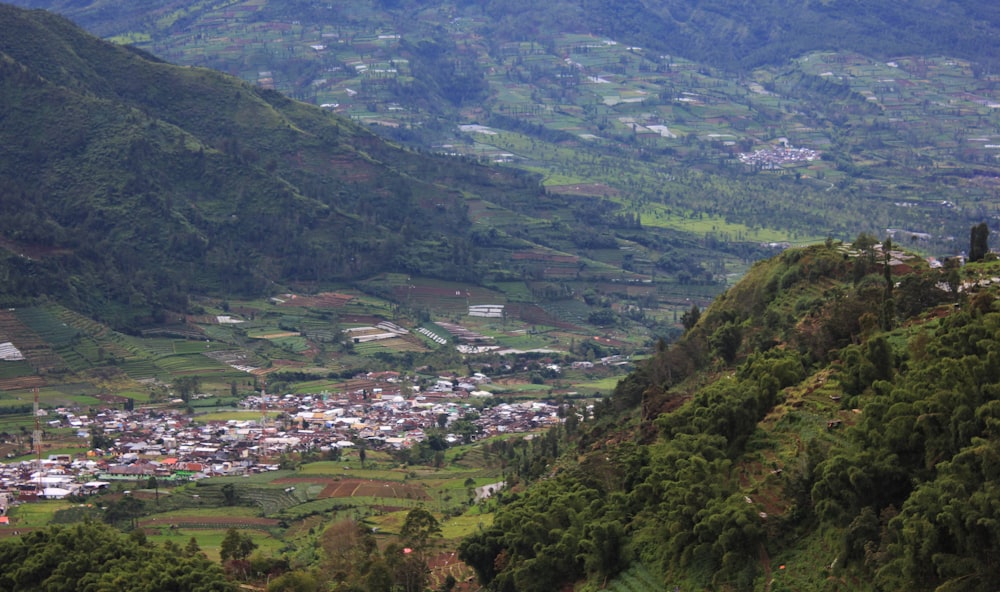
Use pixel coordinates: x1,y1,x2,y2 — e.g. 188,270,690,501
0,522,234,592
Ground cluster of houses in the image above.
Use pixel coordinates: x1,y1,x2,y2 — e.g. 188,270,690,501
738,144,819,169
0,371,566,506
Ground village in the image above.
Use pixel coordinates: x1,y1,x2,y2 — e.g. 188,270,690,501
737,143,820,170
0,368,580,511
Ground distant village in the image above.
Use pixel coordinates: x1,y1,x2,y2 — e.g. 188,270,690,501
0,367,597,512
738,143,819,169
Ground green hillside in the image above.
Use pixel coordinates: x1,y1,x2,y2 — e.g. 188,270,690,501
0,5,536,327
9,0,1000,266
0,4,740,341
459,237,1000,591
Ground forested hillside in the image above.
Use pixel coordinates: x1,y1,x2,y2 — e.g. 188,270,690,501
0,5,543,328
460,237,1000,591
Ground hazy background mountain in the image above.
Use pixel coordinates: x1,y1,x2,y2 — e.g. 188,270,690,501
16,0,1000,71
8,0,999,268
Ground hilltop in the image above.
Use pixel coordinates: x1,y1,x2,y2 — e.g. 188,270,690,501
459,236,1000,591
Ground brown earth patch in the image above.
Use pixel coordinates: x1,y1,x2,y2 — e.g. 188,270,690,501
278,292,354,309
327,156,375,182
0,238,74,260
511,251,579,264
139,516,279,528
400,286,467,297
512,303,582,331
427,551,478,592
270,359,306,368
258,331,301,339
0,376,46,391
273,477,430,501
340,315,385,325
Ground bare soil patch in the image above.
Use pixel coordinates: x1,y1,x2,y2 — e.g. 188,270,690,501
278,292,354,309
0,376,46,391
273,477,430,500
139,516,279,528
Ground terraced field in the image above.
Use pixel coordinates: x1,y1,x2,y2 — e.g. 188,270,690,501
272,477,430,502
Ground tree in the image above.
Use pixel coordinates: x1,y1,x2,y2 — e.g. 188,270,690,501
221,482,238,506
853,232,879,252
710,321,742,363
147,476,159,504
581,519,629,583
220,528,257,562
103,495,145,530
267,571,321,592
172,375,201,403
0,522,234,591
399,506,442,553
386,542,429,592
184,537,203,557
90,425,113,450
681,304,701,331
969,222,990,262
318,520,378,584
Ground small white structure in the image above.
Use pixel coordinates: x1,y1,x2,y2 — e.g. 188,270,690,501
41,487,72,499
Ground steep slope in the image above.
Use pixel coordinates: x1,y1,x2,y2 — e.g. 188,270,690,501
460,238,1000,591
0,4,541,327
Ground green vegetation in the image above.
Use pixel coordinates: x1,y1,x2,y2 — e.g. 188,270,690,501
2,3,1000,590
456,241,1000,591
5,239,1000,592
0,522,233,591
0,431,514,587
14,0,999,267
0,2,734,361
4,1,997,377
